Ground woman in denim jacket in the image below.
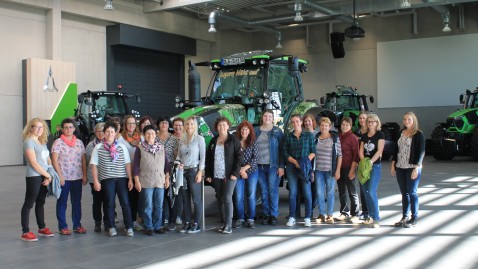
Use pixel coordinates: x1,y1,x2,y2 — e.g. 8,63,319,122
254,110,285,225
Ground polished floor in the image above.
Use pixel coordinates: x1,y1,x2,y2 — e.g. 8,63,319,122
0,156,477,269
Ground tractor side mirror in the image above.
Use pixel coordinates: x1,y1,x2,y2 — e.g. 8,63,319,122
78,95,84,104
369,96,374,103
288,57,299,78
459,94,464,104
319,96,326,107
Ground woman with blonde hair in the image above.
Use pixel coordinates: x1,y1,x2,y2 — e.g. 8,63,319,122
391,112,425,228
118,115,142,230
176,116,206,233
359,113,384,228
20,118,55,241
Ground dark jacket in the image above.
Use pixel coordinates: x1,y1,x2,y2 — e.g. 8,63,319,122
205,133,243,179
392,130,425,166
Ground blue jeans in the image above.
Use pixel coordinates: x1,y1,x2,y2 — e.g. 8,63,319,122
396,167,421,219
102,178,133,229
362,163,382,221
233,170,259,220
56,179,83,230
183,168,203,225
258,165,280,217
286,163,312,219
314,170,336,216
140,187,164,230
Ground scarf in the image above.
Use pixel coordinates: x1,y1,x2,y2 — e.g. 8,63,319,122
103,139,119,162
60,134,77,147
125,132,140,146
141,141,162,155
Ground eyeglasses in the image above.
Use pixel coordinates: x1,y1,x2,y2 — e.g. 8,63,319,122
160,122,169,125
367,121,378,123
95,130,104,134
31,125,43,129
174,124,183,127
126,122,136,126
63,126,75,129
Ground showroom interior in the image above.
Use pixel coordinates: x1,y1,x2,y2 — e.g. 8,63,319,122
0,0,477,268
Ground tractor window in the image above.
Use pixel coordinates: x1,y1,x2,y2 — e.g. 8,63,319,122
211,68,263,102
95,95,127,117
336,95,360,111
267,64,297,100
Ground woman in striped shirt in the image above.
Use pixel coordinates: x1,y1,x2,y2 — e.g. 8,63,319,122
91,121,134,237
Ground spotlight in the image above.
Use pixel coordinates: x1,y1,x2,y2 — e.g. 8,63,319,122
443,24,451,32
208,24,216,33
400,0,411,8
276,41,282,49
104,0,113,10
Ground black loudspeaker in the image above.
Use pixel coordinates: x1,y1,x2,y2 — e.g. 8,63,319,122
330,32,345,59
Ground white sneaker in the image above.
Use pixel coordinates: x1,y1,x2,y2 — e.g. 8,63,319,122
349,216,359,223
304,218,311,227
108,228,117,237
286,217,296,227
133,221,143,231
335,214,348,221
362,217,374,225
176,217,183,225
126,228,134,237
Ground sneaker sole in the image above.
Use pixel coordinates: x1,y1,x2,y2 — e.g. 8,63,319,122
38,233,55,237
187,230,201,234
286,223,296,227
21,238,38,242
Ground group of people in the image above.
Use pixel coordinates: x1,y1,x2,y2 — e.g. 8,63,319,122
20,110,425,241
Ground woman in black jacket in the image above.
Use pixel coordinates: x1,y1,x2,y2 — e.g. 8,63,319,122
391,112,425,228
205,117,243,234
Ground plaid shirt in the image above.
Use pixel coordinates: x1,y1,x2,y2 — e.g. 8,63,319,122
284,131,315,160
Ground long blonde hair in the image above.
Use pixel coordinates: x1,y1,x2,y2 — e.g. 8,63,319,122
182,116,199,144
404,111,420,135
23,118,49,145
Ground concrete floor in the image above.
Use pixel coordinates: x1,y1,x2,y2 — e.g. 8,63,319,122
0,156,477,269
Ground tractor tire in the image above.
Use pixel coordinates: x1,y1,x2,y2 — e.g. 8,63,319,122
470,128,478,161
431,125,455,161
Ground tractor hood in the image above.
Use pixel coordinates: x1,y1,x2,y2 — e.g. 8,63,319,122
449,108,478,118
173,104,247,145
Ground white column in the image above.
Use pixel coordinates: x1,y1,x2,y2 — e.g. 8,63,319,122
46,0,61,60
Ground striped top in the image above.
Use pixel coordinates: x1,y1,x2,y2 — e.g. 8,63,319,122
90,142,131,180
315,136,342,172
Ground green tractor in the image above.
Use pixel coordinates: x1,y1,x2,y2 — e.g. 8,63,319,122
174,50,336,144
319,85,400,160
426,88,478,161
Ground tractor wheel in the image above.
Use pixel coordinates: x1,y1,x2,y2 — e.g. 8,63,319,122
470,128,478,161
431,125,455,161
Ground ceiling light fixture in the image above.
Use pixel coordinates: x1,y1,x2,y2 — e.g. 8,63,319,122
294,2,303,22
400,0,412,8
442,11,451,32
104,0,113,10
344,0,365,40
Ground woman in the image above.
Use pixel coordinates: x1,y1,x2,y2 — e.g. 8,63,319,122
139,116,155,142
254,110,284,226
354,111,369,220
177,116,206,234
391,112,425,228
91,121,134,237
336,117,360,222
118,115,142,230
85,122,107,232
206,117,242,234
233,120,258,229
303,114,318,135
133,125,170,235
20,118,55,241
284,114,315,227
314,117,342,224
169,117,185,227
359,113,385,228
51,118,87,235
156,116,179,229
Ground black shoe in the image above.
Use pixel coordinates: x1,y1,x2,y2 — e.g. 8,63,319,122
144,230,154,236
179,222,190,233
94,224,101,233
394,217,409,227
154,228,166,234
261,215,270,225
222,225,232,234
166,223,176,231
270,216,278,226
403,218,417,228
217,223,226,233
187,223,201,234
233,219,244,228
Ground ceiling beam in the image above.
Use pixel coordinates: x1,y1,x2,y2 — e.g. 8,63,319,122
144,0,214,13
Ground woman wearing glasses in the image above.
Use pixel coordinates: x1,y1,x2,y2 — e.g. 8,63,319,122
118,115,142,230
359,113,385,228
